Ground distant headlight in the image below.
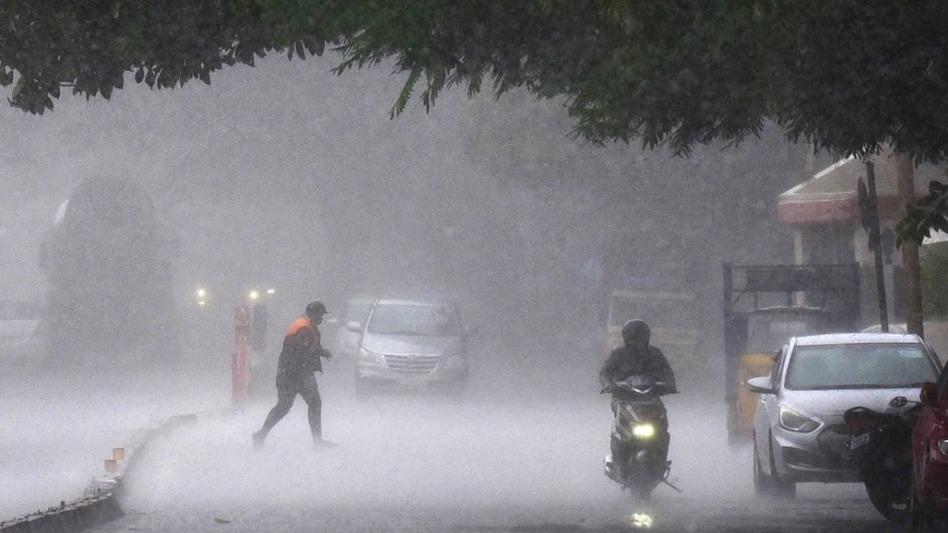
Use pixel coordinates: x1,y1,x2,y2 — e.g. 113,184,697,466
779,405,820,433
358,347,384,365
195,286,209,307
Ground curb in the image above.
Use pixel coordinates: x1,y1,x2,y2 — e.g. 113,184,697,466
0,413,199,533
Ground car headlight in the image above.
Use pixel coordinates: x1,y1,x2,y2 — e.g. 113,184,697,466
938,439,948,456
358,347,384,365
779,405,820,433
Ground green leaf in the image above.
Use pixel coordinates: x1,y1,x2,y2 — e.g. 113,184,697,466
390,67,421,119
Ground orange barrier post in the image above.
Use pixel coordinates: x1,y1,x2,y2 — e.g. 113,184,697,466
232,305,252,406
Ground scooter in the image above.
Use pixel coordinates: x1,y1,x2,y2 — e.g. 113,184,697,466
602,376,681,500
841,395,920,524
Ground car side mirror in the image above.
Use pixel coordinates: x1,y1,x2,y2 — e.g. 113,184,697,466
346,320,362,333
920,382,939,406
746,376,775,395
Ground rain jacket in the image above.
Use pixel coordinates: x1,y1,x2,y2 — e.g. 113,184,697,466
599,344,677,396
276,315,328,384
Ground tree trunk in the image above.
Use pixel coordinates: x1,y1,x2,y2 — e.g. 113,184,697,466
896,153,925,338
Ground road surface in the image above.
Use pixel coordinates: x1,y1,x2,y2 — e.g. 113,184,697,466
69,363,899,532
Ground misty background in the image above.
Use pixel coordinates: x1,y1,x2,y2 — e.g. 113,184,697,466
0,51,885,532
0,52,818,393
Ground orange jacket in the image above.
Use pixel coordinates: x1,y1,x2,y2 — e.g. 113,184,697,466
276,315,324,379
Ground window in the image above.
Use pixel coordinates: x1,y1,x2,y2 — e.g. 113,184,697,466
367,304,461,337
770,346,786,385
785,343,938,390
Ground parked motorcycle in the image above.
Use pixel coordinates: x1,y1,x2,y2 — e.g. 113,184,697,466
841,395,920,524
602,375,680,500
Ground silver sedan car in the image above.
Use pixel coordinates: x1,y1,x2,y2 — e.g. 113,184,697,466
350,299,473,396
747,333,942,498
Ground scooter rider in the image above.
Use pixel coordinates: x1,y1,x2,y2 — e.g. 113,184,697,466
600,319,677,477
600,319,677,397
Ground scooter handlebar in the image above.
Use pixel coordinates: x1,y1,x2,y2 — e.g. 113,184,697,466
602,377,675,396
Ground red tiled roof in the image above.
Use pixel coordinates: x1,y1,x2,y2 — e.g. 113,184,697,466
777,155,943,225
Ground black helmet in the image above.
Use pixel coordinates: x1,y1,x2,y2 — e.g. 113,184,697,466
621,319,650,347
305,301,328,316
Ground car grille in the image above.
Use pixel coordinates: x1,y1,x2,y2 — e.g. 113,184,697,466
383,354,439,374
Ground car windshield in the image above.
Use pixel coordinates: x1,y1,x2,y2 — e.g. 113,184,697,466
785,343,938,390
0,301,39,321
367,304,461,337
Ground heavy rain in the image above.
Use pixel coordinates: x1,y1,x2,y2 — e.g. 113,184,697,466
0,35,939,533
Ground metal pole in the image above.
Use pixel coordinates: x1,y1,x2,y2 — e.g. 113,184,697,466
233,305,251,406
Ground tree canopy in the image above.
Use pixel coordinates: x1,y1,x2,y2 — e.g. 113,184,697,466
3,1,948,238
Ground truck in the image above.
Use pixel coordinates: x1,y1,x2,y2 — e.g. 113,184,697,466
723,263,861,444
39,176,180,363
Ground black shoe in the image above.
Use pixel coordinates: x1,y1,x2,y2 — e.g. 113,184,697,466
252,430,266,449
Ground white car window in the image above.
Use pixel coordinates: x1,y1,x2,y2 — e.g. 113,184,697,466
770,346,786,384
786,343,937,390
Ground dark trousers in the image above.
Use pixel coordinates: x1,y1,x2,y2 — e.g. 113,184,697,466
261,373,322,437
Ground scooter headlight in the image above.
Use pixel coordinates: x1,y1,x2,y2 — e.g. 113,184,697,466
779,405,820,433
632,423,656,439
630,512,654,529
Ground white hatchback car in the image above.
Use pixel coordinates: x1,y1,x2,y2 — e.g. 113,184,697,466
747,333,942,498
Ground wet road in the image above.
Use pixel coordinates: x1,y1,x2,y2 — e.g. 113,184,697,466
70,364,900,533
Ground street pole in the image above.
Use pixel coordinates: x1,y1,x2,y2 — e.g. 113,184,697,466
896,153,925,338
865,161,889,332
